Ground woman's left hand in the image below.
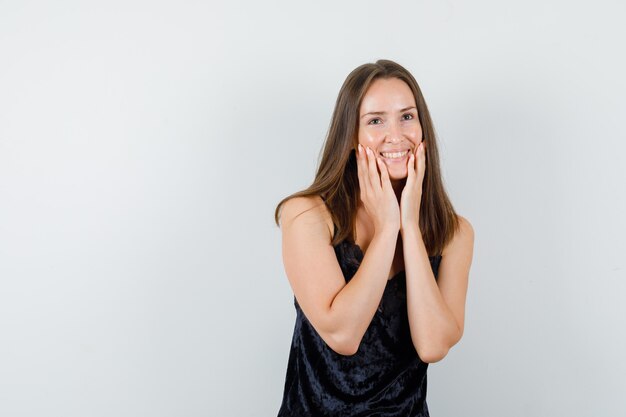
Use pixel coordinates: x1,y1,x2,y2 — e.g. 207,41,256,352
400,141,426,231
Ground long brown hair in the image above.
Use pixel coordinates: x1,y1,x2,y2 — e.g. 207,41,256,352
273,59,459,257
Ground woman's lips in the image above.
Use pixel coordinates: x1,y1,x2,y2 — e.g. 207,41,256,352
380,150,410,163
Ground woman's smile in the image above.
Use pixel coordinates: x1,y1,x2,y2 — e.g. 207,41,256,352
380,149,410,163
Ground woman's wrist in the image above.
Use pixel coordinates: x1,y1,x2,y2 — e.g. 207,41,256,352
400,220,420,236
374,225,401,241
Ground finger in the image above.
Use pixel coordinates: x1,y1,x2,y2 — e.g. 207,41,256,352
416,144,427,183
418,143,426,173
366,146,381,190
356,144,371,195
407,152,415,182
376,156,391,189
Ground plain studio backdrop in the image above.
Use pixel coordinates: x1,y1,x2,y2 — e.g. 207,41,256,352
1,1,625,416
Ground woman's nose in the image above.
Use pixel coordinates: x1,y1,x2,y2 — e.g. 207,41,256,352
385,121,403,141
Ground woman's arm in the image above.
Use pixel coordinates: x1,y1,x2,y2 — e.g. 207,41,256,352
281,196,398,355
402,215,474,363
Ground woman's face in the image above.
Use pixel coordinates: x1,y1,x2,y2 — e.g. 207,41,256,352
357,77,423,181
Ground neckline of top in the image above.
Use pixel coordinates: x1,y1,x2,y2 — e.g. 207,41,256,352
347,239,442,260
322,195,442,260
338,239,441,284
343,240,404,283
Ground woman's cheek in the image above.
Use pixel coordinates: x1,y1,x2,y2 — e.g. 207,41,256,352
361,129,379,143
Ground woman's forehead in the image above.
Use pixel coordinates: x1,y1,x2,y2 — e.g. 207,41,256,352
360,79,416,114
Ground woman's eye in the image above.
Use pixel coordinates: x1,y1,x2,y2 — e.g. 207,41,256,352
368,118,382,125
403,113,414,120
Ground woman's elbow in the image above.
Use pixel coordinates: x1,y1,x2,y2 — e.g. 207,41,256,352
418,345,450,363
419,327,463,362
333,343,359,356
327,331,361,356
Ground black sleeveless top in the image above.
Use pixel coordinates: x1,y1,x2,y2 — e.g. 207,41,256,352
277,219,443,417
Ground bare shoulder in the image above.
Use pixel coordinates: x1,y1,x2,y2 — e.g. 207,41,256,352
441,214,474,258
280,195,334,240
456,215,474,240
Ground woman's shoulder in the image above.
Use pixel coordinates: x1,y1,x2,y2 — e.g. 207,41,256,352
455,214,474,232
441,214,474,257
280,194,334,240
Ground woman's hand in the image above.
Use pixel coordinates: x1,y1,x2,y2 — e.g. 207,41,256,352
400,141,426,231
356,144,400,235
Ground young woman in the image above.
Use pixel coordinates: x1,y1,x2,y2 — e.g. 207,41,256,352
274,59,474,417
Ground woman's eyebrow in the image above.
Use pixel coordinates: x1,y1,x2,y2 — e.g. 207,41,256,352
360,106,416,118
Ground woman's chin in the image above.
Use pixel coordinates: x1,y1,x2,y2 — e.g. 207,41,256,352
384,164,408,180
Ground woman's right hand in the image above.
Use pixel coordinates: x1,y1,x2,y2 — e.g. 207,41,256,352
356,144,401,235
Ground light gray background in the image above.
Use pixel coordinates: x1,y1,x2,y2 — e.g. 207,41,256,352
1,1,624,416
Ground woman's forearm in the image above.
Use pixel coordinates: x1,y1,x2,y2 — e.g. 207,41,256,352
402,223,460,362
328,227,399,354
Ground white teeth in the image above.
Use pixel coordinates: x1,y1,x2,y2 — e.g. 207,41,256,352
381,150,409,159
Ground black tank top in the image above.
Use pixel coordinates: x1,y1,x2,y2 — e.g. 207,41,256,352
277,216,443,417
